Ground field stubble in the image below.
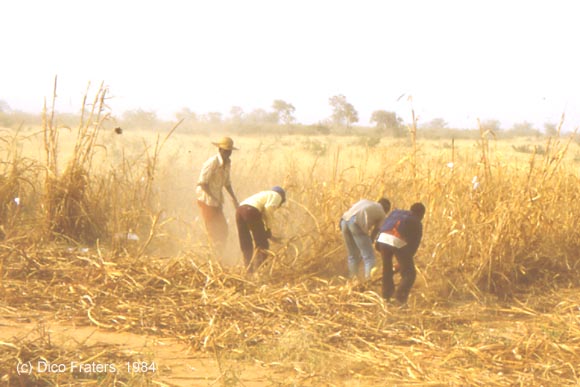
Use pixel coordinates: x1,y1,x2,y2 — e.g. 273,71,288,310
1,97,580,386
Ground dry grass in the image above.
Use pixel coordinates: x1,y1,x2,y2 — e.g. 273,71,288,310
1,244,580,386
1,90,580,385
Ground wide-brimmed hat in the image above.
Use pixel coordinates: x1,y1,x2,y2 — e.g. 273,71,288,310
212,136,238,151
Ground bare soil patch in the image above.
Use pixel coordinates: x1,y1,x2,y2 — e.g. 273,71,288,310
0,314,271,387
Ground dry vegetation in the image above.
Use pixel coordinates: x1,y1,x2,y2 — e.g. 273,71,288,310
1,87,580,386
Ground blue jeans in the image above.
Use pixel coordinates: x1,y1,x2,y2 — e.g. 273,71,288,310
340,216,376,279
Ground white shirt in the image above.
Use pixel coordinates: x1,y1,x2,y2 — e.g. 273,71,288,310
196,153,232,207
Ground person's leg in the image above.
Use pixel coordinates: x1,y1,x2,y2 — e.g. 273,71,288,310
245,207,269,272
394,252,416,304
249,219,269,272
341,218,361,278
235,206,254,268
197,200,212,230
380,245,395,300
211,208,228,253
348,222,376,280
198,201,228,253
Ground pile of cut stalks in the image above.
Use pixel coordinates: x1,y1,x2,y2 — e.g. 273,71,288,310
1,241,580,386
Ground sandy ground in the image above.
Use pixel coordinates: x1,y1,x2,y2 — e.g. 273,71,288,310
0,316,270,387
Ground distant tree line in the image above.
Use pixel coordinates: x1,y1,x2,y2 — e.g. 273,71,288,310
0,97,572,140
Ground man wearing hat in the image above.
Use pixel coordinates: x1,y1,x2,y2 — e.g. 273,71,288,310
235,186,286,273
196,136,240,253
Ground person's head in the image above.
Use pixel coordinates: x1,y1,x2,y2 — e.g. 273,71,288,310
219,147,233,160
271,186,286,205
212,136,238,160
378,198,391,213
410,202,426,220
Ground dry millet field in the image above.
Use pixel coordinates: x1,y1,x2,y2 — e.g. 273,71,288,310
1,107,580,386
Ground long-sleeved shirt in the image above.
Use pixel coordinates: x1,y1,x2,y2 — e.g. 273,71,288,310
196,153,231,207
341,199,386,235
240,190,283,230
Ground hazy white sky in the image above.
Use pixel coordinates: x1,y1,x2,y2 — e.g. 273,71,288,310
2,0,579,130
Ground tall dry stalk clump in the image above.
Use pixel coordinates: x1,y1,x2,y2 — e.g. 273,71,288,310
0,128,37,240
40,80,180,250
469,118,580,295
42,79,110,243
405,117,580,298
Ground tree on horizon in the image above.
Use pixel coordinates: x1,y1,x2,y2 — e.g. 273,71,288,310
370,110,404,137
329,94,358,130
272,100,296,126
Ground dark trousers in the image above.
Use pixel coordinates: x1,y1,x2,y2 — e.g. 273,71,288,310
197,200,228,252
236,205,269,272
379,244,416,304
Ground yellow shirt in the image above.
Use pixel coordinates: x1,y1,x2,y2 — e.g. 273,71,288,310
240,190,283,229
196,153,232,207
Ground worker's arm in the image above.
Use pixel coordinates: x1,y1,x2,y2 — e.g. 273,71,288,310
225,184,239,208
